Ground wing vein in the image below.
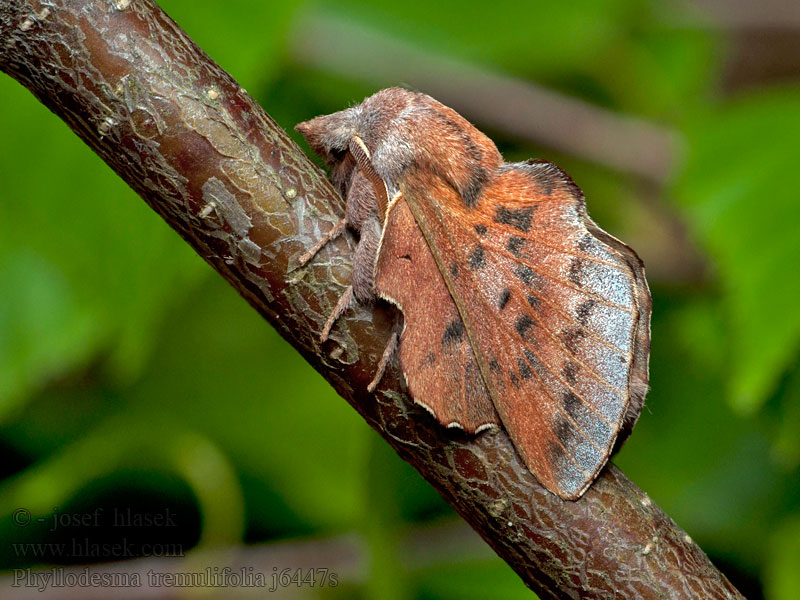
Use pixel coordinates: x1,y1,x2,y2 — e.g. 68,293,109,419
496,334,606,472
502,315,621,429
488,241,637,315
461,268,625,432
526,308,626,396
518,283,634,358
487,226,633,269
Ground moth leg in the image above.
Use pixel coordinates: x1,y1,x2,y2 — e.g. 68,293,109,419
320,285,355,342
319,216,381,342
351,217,381,302
367,330,399,393
298,217,347,267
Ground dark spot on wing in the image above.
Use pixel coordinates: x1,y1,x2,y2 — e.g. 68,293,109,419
577,233,594,253
548,441,567,466
561,327,586,354
517,357,532,380
576,299,596,326
442,318,465,349
554,416,579,447
509,370,520,388
494,206,534,232
499,289,511,309
423,351,436,367
524,349,547,377
562,391,582,420
474,224,487,236
468,245,485,270
516,314,535,340
489,358,501,373
515,264,542,288
568,258,585,286
507,236,526,256
562,362,579,385
527,294,541,310
450,262,459,278
461,167,488,208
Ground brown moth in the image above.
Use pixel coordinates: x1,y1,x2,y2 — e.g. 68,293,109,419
296,88,651,500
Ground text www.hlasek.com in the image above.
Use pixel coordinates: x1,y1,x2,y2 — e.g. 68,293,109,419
12,539,184,560
10,506,184,559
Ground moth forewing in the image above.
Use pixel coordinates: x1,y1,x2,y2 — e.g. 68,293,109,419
397,175,626,499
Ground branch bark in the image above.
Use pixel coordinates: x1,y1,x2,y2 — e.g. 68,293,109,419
0,1,743,598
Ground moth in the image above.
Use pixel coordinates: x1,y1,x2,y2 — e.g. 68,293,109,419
296,88,651,500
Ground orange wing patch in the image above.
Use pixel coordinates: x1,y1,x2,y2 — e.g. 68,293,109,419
374,194,500,433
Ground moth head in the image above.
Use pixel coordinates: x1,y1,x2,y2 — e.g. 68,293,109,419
296,108,360,165
296,108,362,194
297,90,415,157
297,88,503,207
296,90,413,195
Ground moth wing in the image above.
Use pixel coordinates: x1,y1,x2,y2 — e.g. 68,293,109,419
401,161,650,499
374,194,501,432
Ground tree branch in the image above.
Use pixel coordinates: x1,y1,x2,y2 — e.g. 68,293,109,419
0,1,743,598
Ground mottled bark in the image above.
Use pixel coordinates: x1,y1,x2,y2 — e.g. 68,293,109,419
0,1,743,598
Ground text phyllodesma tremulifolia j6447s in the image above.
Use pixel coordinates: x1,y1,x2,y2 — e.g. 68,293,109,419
295,87,651,501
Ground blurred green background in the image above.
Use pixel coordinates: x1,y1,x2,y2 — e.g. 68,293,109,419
1,0,798,598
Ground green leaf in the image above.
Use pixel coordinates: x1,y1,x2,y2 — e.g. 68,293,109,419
158,0,301,89
320,0,639,77
674,86,800,413
0,251,103,419
769,366,800,469
766,515,800,600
